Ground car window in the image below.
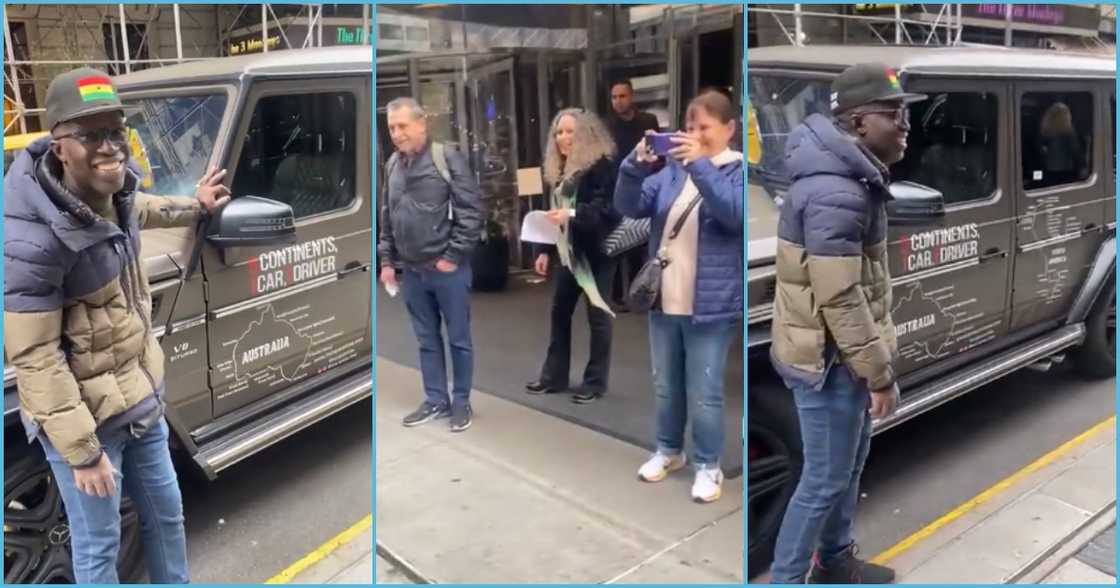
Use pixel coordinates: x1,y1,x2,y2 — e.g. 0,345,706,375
232,91,357,219
1020,91,1093,191
890,92,999,206
125,95,228,197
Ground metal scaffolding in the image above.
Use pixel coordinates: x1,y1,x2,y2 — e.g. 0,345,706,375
749,3,1115,49
3,3,371,134
749,4,966,48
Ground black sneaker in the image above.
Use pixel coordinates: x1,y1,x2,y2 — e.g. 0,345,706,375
402,402,450,427
525,380,567,395
449,403,473,432
571,386,605,404
807,543,895,584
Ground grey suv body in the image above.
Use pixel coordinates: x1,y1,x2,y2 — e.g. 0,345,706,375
747,45,1116,577
4,47,373,583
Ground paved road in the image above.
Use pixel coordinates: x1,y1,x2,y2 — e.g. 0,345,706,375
178,399,372,583
855,366,1116,557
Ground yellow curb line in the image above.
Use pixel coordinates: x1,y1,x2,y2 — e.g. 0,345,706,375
265,513,373,584
871,414,1116,566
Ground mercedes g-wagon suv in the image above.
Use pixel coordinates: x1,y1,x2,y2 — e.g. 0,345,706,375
4,47,373,583
747,45,1116,577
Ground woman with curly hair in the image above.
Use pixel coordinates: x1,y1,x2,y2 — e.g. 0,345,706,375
526,108,623,404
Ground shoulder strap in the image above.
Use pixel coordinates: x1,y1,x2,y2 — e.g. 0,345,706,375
667,193,702,241
430,142,452,185
430,142,455,221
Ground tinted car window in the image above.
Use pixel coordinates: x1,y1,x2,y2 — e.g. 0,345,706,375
1020,92,1093,191
232,91,357,219
890,92,999,206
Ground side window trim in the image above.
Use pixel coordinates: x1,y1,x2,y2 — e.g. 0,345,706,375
1017,86,1097,195
896,78,1006,212
227,79,364,226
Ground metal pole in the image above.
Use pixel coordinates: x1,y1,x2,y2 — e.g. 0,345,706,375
362,3,369,45
261,4,268,52
794,4,803,46
956,3,964,45
895,4,902,44
4,10,27,133
173,4,183,62
119,4,132,74
306,4,313,48
317,6,323,47
1004,3,1013,47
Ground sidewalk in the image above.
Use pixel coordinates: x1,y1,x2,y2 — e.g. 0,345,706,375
884,418,1116,584
375,357,744,584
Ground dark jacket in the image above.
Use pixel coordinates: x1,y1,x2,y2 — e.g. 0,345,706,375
4,138,202,466
541,156,622,263
378,143,484,269
614,151,743,324
769,113,898,392
608,111,661,170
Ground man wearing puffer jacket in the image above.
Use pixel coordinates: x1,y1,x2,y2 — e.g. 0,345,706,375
4,67,229,583
768,63,926,584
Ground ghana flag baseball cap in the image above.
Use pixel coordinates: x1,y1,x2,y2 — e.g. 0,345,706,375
45,67,136,130
830,62,927,115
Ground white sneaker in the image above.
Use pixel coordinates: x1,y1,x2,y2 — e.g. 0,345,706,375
692,468,723,503
637,452,687,482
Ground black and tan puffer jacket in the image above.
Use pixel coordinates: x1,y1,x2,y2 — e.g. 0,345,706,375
4,138,203,466
770,113,898,392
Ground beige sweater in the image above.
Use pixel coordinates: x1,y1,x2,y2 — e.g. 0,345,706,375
659,148,740,315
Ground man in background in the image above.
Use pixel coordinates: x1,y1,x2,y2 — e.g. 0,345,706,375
605,79,660,310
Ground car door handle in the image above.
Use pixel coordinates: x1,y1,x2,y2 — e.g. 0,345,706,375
980,247,1007,261
338,261,368,278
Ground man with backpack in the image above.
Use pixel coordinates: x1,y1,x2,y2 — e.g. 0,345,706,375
378,97,484,432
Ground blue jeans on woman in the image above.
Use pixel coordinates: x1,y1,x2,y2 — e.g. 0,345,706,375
648,312,736,468
42,417,188,584
770,363,873,583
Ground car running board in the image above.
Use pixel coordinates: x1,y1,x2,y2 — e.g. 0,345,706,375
192,367,371,478
872,323,1086,435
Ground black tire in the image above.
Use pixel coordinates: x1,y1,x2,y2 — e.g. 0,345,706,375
1070,275,1116,380
4,450,144,584
747,376,803,580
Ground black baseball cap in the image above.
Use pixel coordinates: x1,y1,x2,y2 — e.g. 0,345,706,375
45,67,133,130
830,62,927,115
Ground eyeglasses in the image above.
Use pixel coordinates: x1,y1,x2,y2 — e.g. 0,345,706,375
52,126,129,149
854,107,909,125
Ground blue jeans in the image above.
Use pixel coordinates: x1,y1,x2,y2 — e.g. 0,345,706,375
648,313,736,468
42,417,188,584
401,263,474,408
770,363,873,583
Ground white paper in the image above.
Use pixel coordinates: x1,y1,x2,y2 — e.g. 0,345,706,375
384,281,399,298
520,210,561,244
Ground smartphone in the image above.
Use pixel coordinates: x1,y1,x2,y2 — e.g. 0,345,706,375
647,132,676,157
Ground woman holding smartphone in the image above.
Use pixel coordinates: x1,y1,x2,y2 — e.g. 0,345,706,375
526,108,622,404
614,91,742,503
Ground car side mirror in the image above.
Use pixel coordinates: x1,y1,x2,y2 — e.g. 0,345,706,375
887,181,945,226
206,195,296,248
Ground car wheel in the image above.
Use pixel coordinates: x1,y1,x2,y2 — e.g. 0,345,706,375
1071,276,1116,380
5,451,144,584
747,379,802,580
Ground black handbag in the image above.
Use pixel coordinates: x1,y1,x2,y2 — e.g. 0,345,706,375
626,193,702,312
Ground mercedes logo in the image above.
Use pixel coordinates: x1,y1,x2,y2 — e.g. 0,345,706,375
48,524,70,546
